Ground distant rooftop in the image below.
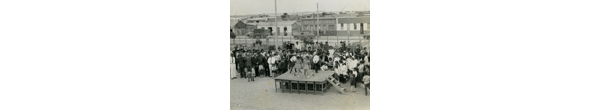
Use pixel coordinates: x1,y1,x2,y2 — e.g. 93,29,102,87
254,21,298,26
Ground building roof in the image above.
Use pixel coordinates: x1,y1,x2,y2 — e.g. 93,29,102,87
255,21,298,26
246,18,268,21
299,17,337,20
338,17,370,23
230,20,238,27
233,21,254,28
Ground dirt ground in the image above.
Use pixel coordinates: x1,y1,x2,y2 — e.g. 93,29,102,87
230,64,370,110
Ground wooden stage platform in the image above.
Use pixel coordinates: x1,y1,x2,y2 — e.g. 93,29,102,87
274,70,334,95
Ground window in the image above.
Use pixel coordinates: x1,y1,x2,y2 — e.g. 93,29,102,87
284,27,288,36
268,27,273,35
354,23,357,30
340,24,344,30
277,27,280,35
360,23,364,34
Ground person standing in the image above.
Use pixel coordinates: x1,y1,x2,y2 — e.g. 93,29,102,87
245,53,254,82
296,41,302,51
267,54,275,77
252,53,260,77
363,72,370,96
269,53,279,77
334,54,341,68
312,52,320,73
238,52,246,78
278,54,287,75
230,51,236,79
339,61,348,83
346,56,354,76
261,53,269,77
291,56,301,77
357,61,366,87
289,53,297,74
234,49,240,77
350,68,359,92
364,52,370,65
302,55,311,78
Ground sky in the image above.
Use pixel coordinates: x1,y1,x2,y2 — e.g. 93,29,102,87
230,0,370,15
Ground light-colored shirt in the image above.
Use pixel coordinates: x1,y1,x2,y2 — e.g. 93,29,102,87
357,64,365,73
290,56,297,62
328,49,335,57
313,55,320,63
347,59,357,70
364,55,369,63
339,65,347,75
363,75,370,84
268,57,275,65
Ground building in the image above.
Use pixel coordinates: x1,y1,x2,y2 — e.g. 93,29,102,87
231,20,256,35
298,17,337,36
251,21,299,36
230,20,238,34
336,17,370,36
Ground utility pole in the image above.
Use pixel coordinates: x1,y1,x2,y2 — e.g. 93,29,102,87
274,0,279,51
316,3,319,43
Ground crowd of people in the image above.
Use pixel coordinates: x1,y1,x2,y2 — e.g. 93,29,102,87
230,41,370,95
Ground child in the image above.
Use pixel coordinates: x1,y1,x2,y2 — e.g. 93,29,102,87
258,64,265,77
293,57,303,77
247,67,254,82
303,56,312,78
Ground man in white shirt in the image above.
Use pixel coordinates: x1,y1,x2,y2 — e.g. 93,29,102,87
312,52,320,73
267,55,276,77
289,54,297,73
296,42,302,50
338,62,348,83
346,57,354,74
364,52,369,65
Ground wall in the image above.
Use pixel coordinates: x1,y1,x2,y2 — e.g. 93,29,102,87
300,19,337,36
335,30,370,36
335,22,370,36
256,25,293,36
336,23,369,31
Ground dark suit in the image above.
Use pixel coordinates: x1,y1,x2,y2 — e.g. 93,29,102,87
238,55,246,78
245,56,254,81
260,55,269,77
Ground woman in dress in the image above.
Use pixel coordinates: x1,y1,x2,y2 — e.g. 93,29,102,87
293,55,303,77
302,53,312,78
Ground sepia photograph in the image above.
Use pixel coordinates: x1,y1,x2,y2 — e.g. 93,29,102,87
230,0,370,109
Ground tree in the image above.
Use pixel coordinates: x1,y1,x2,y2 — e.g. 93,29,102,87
322,12,327,16
281,13,288,19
